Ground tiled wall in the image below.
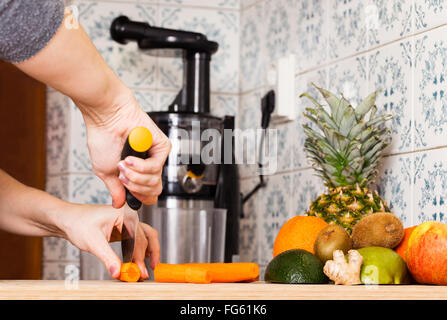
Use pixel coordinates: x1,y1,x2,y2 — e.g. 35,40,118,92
44,0,447,280
43,0,240,279
238,0,447,277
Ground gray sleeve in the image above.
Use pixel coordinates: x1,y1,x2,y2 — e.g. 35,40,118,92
0,0,65,63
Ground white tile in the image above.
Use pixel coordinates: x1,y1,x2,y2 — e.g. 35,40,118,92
413,148,447,224
158,6,240,93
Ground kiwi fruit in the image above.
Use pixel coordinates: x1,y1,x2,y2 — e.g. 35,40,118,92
351,212,404,249
314,225,352,263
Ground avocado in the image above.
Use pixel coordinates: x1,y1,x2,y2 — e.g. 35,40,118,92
264,249,329,284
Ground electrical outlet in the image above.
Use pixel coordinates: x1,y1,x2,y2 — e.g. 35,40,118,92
271,54,297,124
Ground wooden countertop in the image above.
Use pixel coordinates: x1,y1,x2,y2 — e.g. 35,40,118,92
0,281,446,300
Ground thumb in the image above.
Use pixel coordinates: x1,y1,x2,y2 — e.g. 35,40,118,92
103,176,126,209
89,233,122,279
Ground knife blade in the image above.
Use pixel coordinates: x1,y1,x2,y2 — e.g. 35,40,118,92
120,127,153,263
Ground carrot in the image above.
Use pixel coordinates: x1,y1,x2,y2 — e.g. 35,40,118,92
154,263,211,284
184,263,259,283
119,262,141,282
154,263,259,283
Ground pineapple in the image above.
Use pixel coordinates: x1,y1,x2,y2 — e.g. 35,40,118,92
300,83,392,234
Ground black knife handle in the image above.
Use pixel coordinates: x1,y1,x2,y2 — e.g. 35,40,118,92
121,127,153,211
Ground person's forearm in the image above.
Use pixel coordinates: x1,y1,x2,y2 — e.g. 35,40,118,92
0,170,66,238
14,10,130,126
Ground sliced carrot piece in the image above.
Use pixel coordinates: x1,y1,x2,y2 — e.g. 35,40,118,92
119,262,141,282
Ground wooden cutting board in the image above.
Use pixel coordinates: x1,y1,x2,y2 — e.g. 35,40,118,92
0,281,446,300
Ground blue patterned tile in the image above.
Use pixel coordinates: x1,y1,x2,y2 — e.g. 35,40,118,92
210,94,238,118
294,0,328,72
376,154,414,227
414,0,447,31
46,175,69,201
239,178,258,263
240,0,265,92
69,104,92,173
294,68,329,170
258,174,291,265
291,169,325,216
414,149,447,224
154,90,176,112
72,1,159,89
42,261,80,281
46,91,69,175
413,26,447,150
369,40,414,153
367,0,414,43
327,55,371,107
240,0,258,10
264,0,296,65
69,174,112,205
326,0,367,60
43,237,80,262
158,6,239,93
133,89,157,112
158,0,240,9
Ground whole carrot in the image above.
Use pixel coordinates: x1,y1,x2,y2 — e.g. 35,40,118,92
154,263,211,284
154,263,259,283
184,263,259,282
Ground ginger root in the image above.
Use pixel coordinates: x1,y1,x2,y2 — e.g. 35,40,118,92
323,249,363,285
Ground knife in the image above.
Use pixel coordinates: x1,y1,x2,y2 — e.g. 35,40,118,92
120,127,153,264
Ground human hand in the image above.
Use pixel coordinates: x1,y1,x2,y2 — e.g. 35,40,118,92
81,90,171,209
59,203,160,279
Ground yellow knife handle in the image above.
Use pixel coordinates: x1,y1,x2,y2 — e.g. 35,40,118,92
121,127,153,210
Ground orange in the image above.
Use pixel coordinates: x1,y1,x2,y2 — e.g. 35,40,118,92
273,216,328,257
394,226,417,262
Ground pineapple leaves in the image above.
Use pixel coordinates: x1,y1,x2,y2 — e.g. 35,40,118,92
300,84,392,187
355,89,381,121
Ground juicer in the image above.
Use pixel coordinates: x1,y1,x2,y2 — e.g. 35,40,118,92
110,16,242,264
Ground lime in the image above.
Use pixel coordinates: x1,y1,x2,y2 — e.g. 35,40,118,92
356,247,410,284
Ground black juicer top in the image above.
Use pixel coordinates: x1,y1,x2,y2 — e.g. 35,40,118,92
110,16,218,114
